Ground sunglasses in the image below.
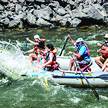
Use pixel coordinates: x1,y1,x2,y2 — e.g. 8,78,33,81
104,38,108,40
77,42,80,44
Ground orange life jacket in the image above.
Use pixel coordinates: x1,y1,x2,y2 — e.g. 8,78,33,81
34,39,45,55
44,49,58,67
101,44,108,58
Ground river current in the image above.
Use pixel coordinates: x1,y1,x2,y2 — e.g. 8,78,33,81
0,27,108,108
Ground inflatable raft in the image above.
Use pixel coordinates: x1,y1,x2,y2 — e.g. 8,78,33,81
0,49,108,88
22,56,108,88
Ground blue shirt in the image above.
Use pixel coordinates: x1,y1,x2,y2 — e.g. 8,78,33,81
76,43,91,61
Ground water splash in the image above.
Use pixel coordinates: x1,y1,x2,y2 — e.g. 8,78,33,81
0,41,42,79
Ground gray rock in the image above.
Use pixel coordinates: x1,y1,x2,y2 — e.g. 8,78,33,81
33,7,52,20
26,0,34,2
15,4,22,14
49,1,60,9
18,20,24,28
0,0,8,4
9,19,20,27
34,0,45,3
0,4,4,11
3,17,10,25
36,18,53,27
55,7,66,16
27,13,36,25
103,3,108,14
71,18,81,27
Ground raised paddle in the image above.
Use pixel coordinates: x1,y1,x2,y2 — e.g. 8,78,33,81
70,53,99,100
59,36,69,56
24,41,28,55
37,49,50,87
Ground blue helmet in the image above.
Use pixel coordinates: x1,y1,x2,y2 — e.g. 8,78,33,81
76,38,84,43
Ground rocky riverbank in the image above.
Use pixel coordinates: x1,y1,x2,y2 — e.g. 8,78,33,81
0,0,108,29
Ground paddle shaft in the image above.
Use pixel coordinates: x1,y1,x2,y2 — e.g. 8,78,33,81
37,50,45,75
37,50,50,87
71,54,99,100
24,41,28,55
59,37,69,56
98,46,100,56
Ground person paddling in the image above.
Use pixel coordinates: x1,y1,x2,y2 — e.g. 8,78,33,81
95,34,108,72
68,34,91,71
40,44,58,71
24,35,45,63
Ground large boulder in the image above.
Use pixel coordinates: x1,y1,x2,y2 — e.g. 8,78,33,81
9,19,21,28
0,4,4,11
0,0,8,5
71,18,81,27
27,13,36,25
36,18,53,27
33,6,52,20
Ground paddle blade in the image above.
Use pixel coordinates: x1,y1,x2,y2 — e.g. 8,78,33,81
24,41,28,55
44,77,50,87
59,36,69,56
91,85,99,100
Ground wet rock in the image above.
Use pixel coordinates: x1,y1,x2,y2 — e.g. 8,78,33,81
71,18,81,27
36,18,53,27
0,4,4,11
0,0,8,5
9,19,20,28
0,0,108,29
27,13,36,25
3,17,10,25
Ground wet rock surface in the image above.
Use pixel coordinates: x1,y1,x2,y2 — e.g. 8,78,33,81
0,0,108,29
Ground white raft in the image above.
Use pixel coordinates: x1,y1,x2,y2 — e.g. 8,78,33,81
24,56,108,88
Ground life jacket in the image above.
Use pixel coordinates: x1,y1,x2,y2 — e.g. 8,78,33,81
101,42,108,58
76,44,90,60
44,49,57,67
34,39,45,55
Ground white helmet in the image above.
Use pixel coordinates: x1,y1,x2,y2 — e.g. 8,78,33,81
76,38,84,43
34,35,40,40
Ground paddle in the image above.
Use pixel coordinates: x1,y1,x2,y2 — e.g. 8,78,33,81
97,46,100,56
37,49,50,87
59,36,69,56
70,54,99,100
24,41,28,55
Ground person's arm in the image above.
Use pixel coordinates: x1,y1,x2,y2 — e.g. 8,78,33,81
24,48,34,54
26,38,39,46
68,34,76,46
52,48,58,53
69,51,81,58
40,50,47,55
102,60,108,71
69,46,85,58
42,53,53,67
97,43,102,47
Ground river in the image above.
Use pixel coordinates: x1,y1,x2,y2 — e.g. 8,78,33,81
0,27,108,108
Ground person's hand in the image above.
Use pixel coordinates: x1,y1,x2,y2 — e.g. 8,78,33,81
67,34,71,39
24,52,26,54
26,38,29,41
97,43,101,47
68,51,73,55
42,64,45,68
97,49,101,52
